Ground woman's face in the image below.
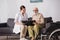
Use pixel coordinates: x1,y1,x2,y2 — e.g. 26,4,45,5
20,8,26,14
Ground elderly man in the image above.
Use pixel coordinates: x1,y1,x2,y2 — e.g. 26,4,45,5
28,7,44,40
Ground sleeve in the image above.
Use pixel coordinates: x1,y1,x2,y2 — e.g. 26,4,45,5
32,14,35,20
14,13,19,23
40,13,44,24
24,13,28,21
26,13,28,20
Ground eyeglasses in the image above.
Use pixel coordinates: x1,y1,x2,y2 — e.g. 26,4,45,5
33,10,38,11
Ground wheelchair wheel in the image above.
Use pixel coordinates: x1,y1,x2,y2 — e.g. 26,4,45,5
49,35,59,40
48,30,60,40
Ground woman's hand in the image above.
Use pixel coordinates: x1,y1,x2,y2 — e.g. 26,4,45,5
15,21,24,25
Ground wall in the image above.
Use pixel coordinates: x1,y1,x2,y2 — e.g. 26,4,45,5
0,0,8,23
0,0,18,23
0,0,60,22
16,0,60,22
7,0,18,18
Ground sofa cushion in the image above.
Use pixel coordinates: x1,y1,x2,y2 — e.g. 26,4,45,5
0,27,13,34
7,18,14,28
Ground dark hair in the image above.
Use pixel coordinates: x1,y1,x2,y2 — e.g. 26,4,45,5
20,5,25,10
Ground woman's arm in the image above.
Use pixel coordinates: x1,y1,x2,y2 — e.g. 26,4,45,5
14,13,23,25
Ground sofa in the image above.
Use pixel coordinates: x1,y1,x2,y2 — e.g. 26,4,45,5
0,17,53,37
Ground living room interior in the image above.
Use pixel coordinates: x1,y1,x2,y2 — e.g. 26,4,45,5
0,0,60,40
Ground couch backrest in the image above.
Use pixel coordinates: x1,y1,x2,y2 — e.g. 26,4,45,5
7,17,53,28
28,17,53,23
7,18,14,28
28,17,32,21
44,17,53,23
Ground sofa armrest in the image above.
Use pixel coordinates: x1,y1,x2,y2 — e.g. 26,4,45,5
0,23,7,27
41,22,52,34
45,23,51,29
0,27,13,34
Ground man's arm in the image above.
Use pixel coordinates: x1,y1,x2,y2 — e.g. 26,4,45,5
35,14,44,24
38,14,44,24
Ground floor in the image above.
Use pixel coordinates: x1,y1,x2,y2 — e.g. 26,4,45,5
0,36,60,40
0,36,20,40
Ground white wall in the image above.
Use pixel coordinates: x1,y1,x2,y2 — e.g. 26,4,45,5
0,0,8,23
16,0,60,22
0,0,60,22
7,0,18,18
0,0,18,23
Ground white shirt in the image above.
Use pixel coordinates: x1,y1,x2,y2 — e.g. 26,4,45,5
13,13,28,34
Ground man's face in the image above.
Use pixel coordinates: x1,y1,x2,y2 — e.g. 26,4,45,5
20,8,26,14
33,8,38,14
